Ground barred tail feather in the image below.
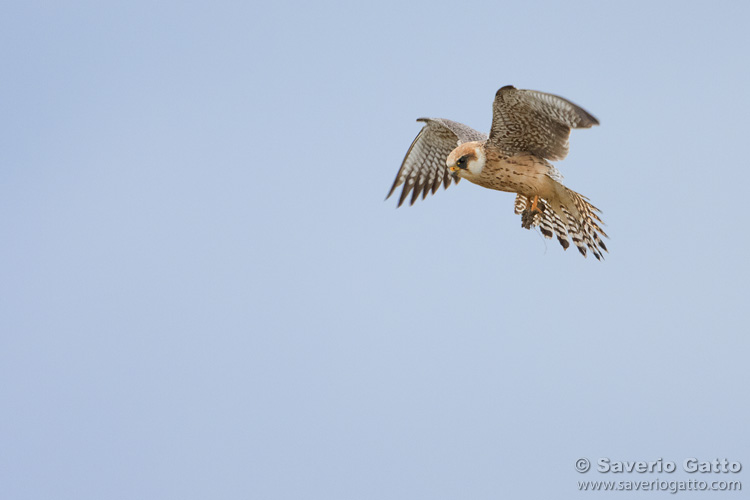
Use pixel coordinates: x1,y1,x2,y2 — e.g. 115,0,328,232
543,202,571,250
515,190,608,259
554,185,608,260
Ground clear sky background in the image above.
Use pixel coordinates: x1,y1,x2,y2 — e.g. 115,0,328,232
2,1,749,499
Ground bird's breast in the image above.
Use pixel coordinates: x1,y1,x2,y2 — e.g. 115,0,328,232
464,153,550,196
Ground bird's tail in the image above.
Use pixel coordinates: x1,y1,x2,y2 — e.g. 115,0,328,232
514,188,608,260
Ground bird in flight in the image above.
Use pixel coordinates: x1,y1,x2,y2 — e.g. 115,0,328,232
387,85,608,259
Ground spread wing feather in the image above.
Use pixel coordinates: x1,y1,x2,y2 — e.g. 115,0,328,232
488,86,599,161
387,118,487,207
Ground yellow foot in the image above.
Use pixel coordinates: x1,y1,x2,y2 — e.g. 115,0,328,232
521,196,543,230
530,195,539,212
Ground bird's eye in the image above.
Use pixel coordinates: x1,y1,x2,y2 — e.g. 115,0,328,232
457,156,468,168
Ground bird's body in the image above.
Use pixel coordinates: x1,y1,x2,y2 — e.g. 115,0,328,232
387,85,608,259
459,147,552,197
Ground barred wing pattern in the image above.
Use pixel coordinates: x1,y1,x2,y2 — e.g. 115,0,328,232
387,118,487,207
489,86,599,161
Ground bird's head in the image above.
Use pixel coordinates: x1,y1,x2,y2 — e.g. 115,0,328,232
446,142,486,179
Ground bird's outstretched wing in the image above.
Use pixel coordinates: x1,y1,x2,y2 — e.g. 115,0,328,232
488,86,599,162
387,118,487,207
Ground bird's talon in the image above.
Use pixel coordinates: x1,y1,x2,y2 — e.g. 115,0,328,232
521,208,537,229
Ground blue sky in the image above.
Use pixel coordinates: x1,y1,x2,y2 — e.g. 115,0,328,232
2,1,749,499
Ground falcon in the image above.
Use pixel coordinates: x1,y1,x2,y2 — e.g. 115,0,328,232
387,85,608,259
